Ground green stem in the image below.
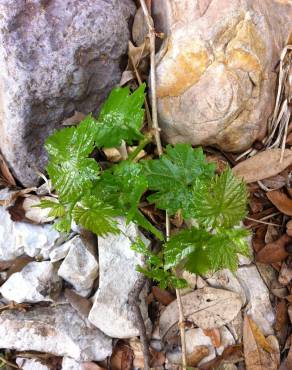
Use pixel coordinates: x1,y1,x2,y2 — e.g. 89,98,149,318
128,135,152,162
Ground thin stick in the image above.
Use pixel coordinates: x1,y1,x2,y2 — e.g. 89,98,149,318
140,0,163,155
140,1,187,366
166,214,187,368
128,275,151,369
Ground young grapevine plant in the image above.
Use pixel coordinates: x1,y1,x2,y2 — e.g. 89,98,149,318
40,83,250,288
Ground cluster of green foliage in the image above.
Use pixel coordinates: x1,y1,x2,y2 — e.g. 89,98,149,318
41,84,250,288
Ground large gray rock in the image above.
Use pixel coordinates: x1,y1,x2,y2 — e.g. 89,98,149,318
89,218,150,338
152,0,292,152
0,0,135,186
0,304,112,361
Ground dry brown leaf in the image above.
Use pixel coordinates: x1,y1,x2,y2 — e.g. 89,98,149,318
261,174,286,190
152,286,175,306
252,226,267,253
110,341,134,370
82,363,106,370
203,328,221,348
159,287,242,339
275,299,289,347
0,153,16,186
199,344,243,370
243,315,279,370
0,260,15,272
187,345,209,367
0,187,36,207
132,6,147,46
279,261,292,285
64,289,92,319
150,348,166,368
128,40,150,70
286,219,292,237
233,149,292,183
267,190,292,216
247,316,275,353
62,111,86,126
279,340,292,370
256,234,291,263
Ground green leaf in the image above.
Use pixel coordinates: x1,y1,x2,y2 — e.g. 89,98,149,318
54,214,72,233
36,199,66,218
73,194,120,236
95,84,145,147
45,115,100,202
164,228,211,271
164,226,250,274
192,168,248,228
131,238,186,289
47,158,100,203
45,115,98,160
93,161,163,239
137,265,187,289
133,210,164,241
143,144,215,218
206,227,251,272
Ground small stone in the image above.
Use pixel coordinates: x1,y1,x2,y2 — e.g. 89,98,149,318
58,236,99,297
16,358,51,370
0,206,60,261
0,261,61,303
236,265,275,335
49,239,73,262
62,357,82,370
22,195,55,224
0,304,112,361
89,218,150,338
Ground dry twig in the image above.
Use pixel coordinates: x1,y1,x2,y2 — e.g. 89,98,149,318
128,275,151,369
140,1,188,367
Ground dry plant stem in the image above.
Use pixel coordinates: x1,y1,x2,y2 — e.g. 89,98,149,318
118,140,128,160
166,214,188,368
128,275,151,370
129,52,153,128
140,0,187,366
140,0,163,156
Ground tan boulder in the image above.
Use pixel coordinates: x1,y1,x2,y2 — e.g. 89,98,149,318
152,0,292,151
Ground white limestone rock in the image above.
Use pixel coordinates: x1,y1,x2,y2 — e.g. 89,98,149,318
0,261,61,303
0,206,60,261
58,236,98,297
89,218,150,338
16,358,51,370
49,239,73,262
62,357,82,370
0,304,112,361
236,265,275,335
